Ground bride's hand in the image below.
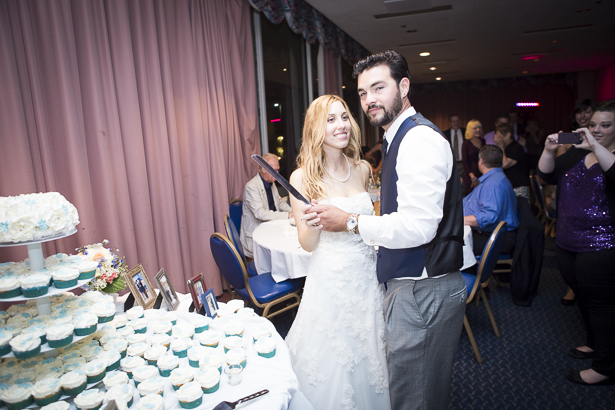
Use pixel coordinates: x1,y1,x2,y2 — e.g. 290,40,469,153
301,200,322,230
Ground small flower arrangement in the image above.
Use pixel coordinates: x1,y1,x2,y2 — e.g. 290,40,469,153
76,239,127,293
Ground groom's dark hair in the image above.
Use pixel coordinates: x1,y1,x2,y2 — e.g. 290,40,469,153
353,50,411,100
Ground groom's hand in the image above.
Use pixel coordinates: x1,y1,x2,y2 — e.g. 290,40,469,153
309,204,348,232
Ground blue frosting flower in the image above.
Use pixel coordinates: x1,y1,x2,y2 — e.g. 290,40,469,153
0,222,8,233
62,204,69,214
37,219,49,230
24,199,35,206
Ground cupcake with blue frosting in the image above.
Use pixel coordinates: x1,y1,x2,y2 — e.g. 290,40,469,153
252,325,272,343
92,302,115,323
160,312,176,325
255,337,277,358
194,367,220,394
151,320,173,336
156,354,179,377
144,344,167,366
198,352,224,374
171,337,192,358
223,336,243,353
102,370,129,390
188,315,211,334
9,333,41,360
187,345,209,368
126,333,147,345
84,359,107,384
132,365,159,387
119,355,145,379
137,378,166,398
126,306,144,321
74,389,105,410
21,323,47,344
170,367,195,391
60,369,87,396
176,382,203,409
149,333,171,350
223,321,244,338
1,383,33,410
129,318,149,334
51,268,80,289
40,401,70,410
77,261,98,281
127,342,149,358
226,347,247,368
172,323,195,340
32,378,62,406
0,330,13,356
46,323,74,348
198,330,220,348
0,277,22,299
19,273,50,297
138,392,165,409
74,313,98,336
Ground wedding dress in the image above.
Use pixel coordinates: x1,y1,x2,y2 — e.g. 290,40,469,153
286,192,391,410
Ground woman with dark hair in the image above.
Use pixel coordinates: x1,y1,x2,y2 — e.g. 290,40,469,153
538,100,615,386
571,98,597,130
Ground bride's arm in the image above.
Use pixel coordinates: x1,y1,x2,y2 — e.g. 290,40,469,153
289,169,321,252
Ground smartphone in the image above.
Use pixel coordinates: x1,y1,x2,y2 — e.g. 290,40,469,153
558,132,582,144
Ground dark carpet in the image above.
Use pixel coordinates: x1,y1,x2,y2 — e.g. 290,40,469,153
268,237,615,409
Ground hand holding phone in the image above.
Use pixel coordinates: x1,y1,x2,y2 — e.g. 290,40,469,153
557,132,582,144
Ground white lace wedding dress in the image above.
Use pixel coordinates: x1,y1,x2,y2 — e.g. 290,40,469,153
285,192,391,410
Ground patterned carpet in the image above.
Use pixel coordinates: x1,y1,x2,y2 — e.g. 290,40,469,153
268,236,615,409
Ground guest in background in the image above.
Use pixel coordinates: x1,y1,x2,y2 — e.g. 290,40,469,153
240,153,292,258
494,123,529,200
443,114,465,187
462,119,485,194
524,118,546,171
538,100,615,386
484,113,517,146
509,109,525,138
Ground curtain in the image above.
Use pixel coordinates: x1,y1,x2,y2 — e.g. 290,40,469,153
323,48,340,95
0,0,260,295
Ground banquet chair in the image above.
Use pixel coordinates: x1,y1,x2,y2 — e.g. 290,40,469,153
210,233,302,319
529,170,556,235
223,215,258,278
229,199,243,233
462,221,506,364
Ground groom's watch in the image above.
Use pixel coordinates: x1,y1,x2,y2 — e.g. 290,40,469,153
346,213,359,234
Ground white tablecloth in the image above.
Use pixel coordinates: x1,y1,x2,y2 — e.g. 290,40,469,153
253,220,477,282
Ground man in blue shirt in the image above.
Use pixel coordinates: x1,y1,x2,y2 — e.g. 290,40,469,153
463,145,519,255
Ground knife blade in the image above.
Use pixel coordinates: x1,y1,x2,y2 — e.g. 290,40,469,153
251,155,310,205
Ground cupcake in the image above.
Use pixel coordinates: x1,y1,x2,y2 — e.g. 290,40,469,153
137,378,166,398
21,323,47,344
252,325,272,343
77,261,98,280
255,337,277,358
0,277,22,299
172,323,195,340
188,315,211,334
223,336,243,353
46,323,74,348
32,378,62,406
101,349,121,371
99,332,120,345
144,344,167,366
19,273,51,297
126,306,144,321
103,370,129,390
237,307,255,317
126,333,147,345
129,318,149,334
132,365,159,387
215,306,234,318
198,352,224,374
9,333,41,360
226,299,244,312
187,345,209,368
84,359,107,383
60,369,87,396
40,401,70,410
104,384,134,408
151,320,173,336
127,342,149,358
117,326,134,338
138,393,165,410
198,330,220,348
0,383,33,410
74,389,105,410
226,347,247,368
176,382,203,409
0,331,11,356
170,337,192,358
149,333,171,350
74,313,98,336
224,321,244,338
170,367,195,391
160,312,176,325
156,355,179,377
63,357,86,373
104,338,128,358
194,367,220,394
92,303,115,323
120,356,145,379
110,316,128,330
51,268,80,289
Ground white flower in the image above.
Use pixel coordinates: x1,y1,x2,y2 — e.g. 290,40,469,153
47,208,67,231
8,217,37,243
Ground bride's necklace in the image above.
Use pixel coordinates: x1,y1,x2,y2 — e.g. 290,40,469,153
324,154,351,183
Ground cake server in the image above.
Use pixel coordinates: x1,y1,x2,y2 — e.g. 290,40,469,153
251,154,310,205
213,389,269,409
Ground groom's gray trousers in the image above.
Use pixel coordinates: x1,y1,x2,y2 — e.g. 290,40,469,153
384,271,466,410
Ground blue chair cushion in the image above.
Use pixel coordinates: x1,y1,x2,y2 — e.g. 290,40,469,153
247,261,258,278
236,273,302,304
462,272,477,298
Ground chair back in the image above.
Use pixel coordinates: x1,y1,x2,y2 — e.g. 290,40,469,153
468,221,508,302
529,170,546,214
229,199,243,233
209,233,248,291
223,215,246,261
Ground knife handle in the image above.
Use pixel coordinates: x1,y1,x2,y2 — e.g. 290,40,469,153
238,389,269,404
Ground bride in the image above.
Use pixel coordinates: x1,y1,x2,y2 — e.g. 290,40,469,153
286,95,391,410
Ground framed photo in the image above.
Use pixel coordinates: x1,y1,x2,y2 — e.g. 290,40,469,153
187,273,207,312
201,289,218,318
155,268,180,311
124,264,156,310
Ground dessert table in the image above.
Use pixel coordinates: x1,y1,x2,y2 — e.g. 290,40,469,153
252,220,477,282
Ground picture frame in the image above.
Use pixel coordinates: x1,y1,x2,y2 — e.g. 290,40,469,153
124,264,156,310
201,289,218,318
155,268,180,311
187,273,207,312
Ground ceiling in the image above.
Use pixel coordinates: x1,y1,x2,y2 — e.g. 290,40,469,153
305,0,615,84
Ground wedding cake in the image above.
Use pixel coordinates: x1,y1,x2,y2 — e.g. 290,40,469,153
0,192,79,243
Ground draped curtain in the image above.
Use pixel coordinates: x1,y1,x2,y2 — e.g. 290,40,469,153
0,0,260,295
323,48,340,95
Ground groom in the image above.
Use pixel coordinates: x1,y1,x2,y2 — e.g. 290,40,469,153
305,50,466,410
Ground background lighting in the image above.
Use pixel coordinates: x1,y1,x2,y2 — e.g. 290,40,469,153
435,77,442,81
270,118,281,122
429,67,437,71
516,102,540,107
419,52,430,57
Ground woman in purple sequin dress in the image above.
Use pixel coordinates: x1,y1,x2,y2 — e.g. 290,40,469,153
538,100,615,386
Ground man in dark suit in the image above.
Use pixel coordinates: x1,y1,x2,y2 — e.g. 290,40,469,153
443,114,465,192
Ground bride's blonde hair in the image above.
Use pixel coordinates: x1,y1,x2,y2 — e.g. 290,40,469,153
296,95,362,201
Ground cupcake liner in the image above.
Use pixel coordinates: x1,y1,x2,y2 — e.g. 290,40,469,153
76,404,102,410
5,397,34,410
139,390,164,398
127,398,133,408
119,350,127,359
0,288,22,299
87,371,106,384
202,382,220,394
257,349,276,358
172,349,188,358
134,327,147,334
170,320,177,325
159,368,175,377
78,270,96,280
133,379,141,387
54,278,78,289
97,314,115,323
33,390,62,406
194,325,208,333
75,324,97,336
201,343,218,349
188,359,200,368
48,334,74,348
179,397,202,409
22,285,49,298
63,382,87,397
13,346,41,360
126,372,133,379
225,332,243,338
0,344,11,356
40,335,47,344
146,359,158,366
107,359,121,372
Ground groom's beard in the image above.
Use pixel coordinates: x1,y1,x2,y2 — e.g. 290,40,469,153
365,90,403,128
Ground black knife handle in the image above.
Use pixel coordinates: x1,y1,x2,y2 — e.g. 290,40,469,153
237,389,269,405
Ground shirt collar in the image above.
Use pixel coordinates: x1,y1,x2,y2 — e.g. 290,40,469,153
383,106,417,152
259,174,272,188
478,167,503,182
